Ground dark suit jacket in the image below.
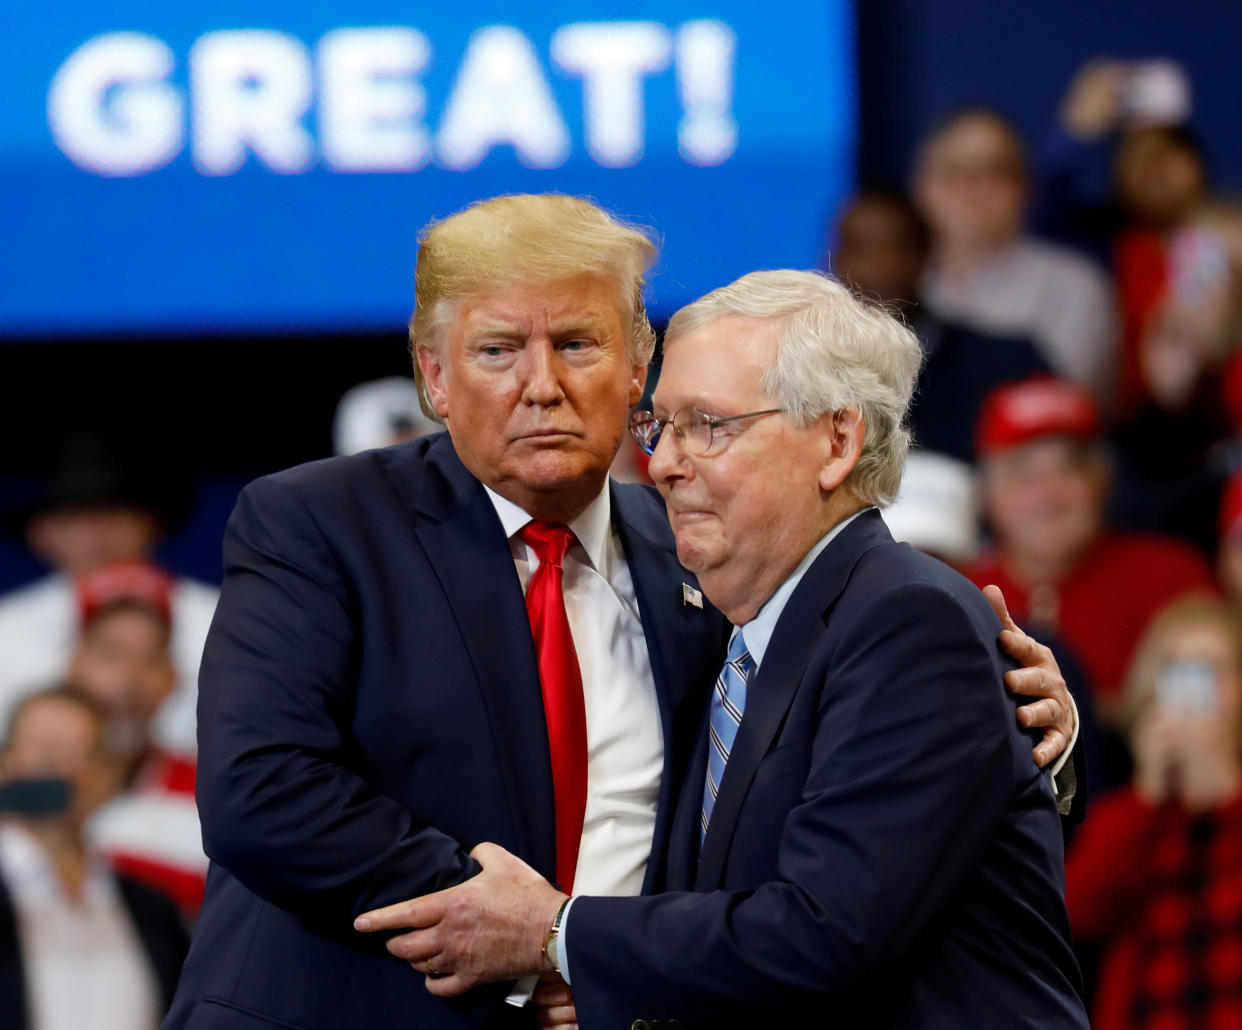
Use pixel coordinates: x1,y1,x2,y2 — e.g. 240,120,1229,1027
164,434,728,1030
565,511,1089,1029
0,867,189,1027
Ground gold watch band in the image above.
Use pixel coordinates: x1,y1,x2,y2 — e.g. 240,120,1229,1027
543,898,572,974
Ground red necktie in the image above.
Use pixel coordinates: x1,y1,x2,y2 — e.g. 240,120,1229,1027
520,522,588,893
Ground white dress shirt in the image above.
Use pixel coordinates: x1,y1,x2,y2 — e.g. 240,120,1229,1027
484,485,663,897
0,821,161,1030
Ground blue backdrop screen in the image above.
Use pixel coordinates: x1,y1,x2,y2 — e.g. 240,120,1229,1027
0,1,854,335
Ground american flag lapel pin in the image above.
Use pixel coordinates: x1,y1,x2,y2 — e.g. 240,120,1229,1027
682,582,704,609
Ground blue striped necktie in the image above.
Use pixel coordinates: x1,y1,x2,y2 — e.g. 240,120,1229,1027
701,630,754,844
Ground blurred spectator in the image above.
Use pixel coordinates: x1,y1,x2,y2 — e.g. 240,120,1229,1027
0,684,188,1028
833,188,1050,461
1218,470,1242,609
0,433,217,756
969,377,1215,726
67,564,207,917
331,376,440,456
1040,59,1210,414
1114,201,1242,543
883,450,981,571
1066,596,1242,1030
913,107,1117,398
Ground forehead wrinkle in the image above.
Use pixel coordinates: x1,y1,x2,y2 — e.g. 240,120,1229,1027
462,298,615,340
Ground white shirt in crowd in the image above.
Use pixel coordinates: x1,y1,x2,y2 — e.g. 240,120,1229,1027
0,573,217,756
0,821,161,1030
921,236,1117,397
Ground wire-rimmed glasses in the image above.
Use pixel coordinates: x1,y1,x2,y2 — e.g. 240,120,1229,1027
628,406,784,456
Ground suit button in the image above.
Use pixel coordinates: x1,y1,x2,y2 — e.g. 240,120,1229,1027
631,1022,651,1030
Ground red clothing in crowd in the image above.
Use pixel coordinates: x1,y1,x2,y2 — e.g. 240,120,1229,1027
1115,228,1170,414
91,748,208,917
1067,786,1242,1030
969,532,1215,702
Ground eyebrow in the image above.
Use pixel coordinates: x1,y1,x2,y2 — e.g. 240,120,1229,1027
469,317,609,342
551,319,605,338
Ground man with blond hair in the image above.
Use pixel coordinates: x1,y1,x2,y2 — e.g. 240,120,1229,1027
358,269,1089,1029
169,197,1075,1029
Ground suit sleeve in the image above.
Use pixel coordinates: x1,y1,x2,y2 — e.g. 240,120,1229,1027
196,476,478,941
564,580,1026,1025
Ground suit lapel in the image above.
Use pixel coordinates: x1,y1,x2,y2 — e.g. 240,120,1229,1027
611,483,729,894
389,435,557,878
696,510,893,887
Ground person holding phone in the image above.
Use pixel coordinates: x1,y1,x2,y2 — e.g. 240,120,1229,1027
0,684,189,1029
1066,594,1242,1030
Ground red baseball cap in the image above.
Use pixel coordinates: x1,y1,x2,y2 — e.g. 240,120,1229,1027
975,377,1101,458
77,561,174,632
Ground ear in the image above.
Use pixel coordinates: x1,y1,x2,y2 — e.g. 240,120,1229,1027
817,408,865,493
628,363,649,407
416,345,451,420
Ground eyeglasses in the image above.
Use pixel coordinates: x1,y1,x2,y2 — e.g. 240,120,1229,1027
628,406,784,456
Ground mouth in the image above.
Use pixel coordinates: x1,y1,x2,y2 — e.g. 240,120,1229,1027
513,429,578,443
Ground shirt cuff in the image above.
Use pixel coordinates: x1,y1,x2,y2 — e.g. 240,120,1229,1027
504,976,538,1007
556,897,577,985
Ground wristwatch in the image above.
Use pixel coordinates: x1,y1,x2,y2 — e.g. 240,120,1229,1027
543,898,571,974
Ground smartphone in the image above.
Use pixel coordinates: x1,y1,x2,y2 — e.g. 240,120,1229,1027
1120,61,1192,126
1169,225,1230,307
1154,657,1218,716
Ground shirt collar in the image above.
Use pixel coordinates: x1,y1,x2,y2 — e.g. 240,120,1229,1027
738,508,871,669
483,482,613,575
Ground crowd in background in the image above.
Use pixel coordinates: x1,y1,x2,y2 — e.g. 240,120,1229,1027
834,58,1242,1030
1,55,1241,1029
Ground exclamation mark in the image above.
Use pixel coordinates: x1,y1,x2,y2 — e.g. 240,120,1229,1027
676,20,737,166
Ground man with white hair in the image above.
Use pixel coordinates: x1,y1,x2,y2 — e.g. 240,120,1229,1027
358,269,1089,1029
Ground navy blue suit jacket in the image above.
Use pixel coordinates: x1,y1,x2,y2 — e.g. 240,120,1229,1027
164,435,728,1030
565,511,1088,1029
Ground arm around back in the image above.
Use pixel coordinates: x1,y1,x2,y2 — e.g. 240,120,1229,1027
565,576,1043,1025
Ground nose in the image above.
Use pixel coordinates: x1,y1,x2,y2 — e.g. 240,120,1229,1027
519,339,564,407
647,421,691,487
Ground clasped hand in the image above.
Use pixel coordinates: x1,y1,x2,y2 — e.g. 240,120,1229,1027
354,842,567,997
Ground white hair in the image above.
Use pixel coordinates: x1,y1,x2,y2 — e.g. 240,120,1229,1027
665,269,923,506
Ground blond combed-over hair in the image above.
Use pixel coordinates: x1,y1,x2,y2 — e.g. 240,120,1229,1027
408,194,658,420
665,269,923,506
